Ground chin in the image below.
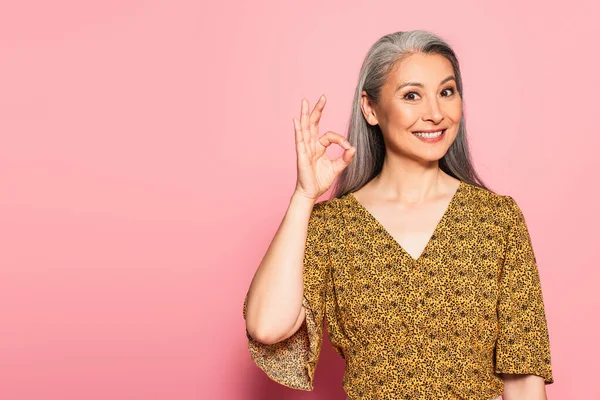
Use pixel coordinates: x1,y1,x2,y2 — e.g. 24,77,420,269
414,147,452,162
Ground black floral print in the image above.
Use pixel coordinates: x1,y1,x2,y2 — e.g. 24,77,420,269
243,181,554,399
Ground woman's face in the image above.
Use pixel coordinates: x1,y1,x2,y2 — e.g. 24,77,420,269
361,52,462,163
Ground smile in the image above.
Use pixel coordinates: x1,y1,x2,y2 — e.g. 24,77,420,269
413,130,444,138
412,129,447,143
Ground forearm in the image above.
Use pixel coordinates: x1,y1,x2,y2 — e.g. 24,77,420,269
244,191,316,344
501,374,547,400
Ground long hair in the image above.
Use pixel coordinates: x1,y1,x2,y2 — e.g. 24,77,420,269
330,30,493,199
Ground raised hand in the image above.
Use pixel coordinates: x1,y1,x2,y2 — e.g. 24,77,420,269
293,95,356,201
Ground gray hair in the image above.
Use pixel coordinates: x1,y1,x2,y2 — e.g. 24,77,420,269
330,30,493,199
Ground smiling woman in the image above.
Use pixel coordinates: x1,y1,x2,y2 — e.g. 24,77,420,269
243,29,554,400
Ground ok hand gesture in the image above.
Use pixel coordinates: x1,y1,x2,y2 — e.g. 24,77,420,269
293,96,356,201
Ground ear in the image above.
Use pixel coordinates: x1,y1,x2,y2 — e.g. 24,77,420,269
360,91,379,126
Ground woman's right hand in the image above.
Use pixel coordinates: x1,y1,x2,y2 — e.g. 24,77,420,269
293,95,356,201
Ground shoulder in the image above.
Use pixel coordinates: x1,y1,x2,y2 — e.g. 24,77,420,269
311,196,341,214
460,182,524,226
499,195,527,229
461,181,505,211
310,197,342,221
308,197,343,232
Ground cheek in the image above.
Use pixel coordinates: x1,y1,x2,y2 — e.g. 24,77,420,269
387,105,420,129
447,100,463,122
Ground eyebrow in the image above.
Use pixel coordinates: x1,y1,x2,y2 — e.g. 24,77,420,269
395,75,456,92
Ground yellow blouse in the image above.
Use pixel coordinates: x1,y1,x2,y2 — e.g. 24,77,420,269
242,180,554,399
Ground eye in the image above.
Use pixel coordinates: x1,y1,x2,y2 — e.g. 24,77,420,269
441,86,456,97
403,86,457,101
403,91,420,101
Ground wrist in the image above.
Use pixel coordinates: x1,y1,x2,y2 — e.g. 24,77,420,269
290,191,318,207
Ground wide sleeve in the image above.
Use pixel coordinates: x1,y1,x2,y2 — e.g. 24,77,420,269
494,195,554,384
242,200,333,390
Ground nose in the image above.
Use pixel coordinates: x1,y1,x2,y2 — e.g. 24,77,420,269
422,96,444,124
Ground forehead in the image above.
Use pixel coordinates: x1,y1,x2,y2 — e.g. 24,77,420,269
388,53,454,86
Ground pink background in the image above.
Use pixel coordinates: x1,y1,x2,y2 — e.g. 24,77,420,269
0,0,597,399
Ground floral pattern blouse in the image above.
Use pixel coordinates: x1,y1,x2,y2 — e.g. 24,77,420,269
243,180,554,399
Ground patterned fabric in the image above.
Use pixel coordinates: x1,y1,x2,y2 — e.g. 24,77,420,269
243,181,554,399
346,397,501,400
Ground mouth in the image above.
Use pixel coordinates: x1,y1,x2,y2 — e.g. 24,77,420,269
412,129,446,139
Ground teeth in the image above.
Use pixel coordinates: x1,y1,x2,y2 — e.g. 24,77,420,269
413,130,443,138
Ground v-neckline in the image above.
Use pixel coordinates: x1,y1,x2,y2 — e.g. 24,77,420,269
346,180,464,264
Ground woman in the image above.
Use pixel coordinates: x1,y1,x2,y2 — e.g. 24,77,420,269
243,30,554,400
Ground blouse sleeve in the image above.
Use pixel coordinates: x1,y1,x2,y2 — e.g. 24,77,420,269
242,200,333,390
495,195,554,384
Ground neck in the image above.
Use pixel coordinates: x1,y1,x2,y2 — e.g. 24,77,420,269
370,157,453,204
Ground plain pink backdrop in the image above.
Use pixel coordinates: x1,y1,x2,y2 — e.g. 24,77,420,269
0,0,597,399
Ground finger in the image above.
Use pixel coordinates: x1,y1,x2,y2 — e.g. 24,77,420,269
315,131,351,160
333,146,356,175
293,116,302,146
309,95,326,154
309,95,326,128
317,131,351,149
293,117,309,163
300,99,311,150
